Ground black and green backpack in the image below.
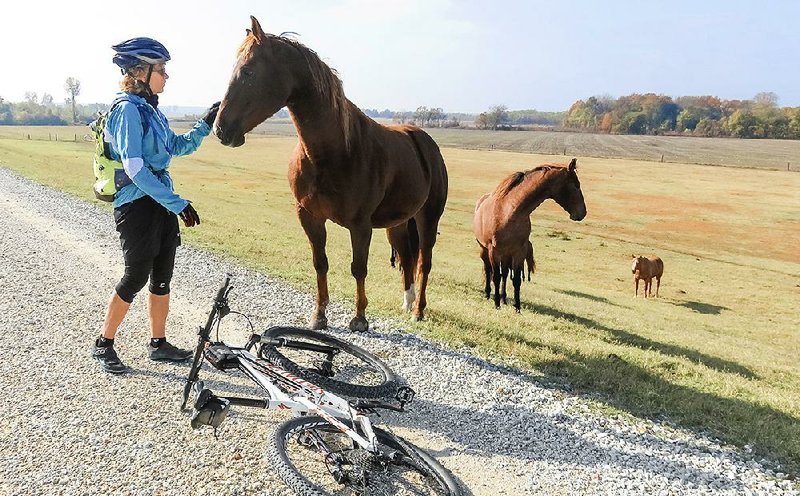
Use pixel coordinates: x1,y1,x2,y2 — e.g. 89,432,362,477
89,98,148,201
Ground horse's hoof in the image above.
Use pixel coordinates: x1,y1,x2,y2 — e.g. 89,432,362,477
309,316,328,330
348,316,369,332
411,311,423,322
515,307,521,314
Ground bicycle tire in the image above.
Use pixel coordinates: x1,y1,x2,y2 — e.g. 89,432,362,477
260,326,400,399
267,416,463,496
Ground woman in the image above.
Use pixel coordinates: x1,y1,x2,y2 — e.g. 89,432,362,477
92,37,219,374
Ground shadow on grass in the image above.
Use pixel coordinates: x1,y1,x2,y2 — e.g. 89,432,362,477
378,330,800,482
382,364,798,490
555,289,625,307
521,301,757,379
674,300,730,315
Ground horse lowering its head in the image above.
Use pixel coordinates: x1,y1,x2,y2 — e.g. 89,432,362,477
216,17,448,331
474,159,586,311
631,254,664,298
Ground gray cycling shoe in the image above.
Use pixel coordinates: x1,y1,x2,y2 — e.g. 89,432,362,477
149,341,192,362
92,340,128,374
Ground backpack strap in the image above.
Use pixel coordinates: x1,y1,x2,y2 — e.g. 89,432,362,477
101,97,151,158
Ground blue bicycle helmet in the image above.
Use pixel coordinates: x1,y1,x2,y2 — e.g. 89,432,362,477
112,37,171,71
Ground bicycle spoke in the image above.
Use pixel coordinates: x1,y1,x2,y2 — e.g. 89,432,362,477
279,423,448,495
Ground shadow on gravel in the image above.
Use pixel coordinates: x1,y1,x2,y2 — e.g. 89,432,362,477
383,396,762,493
379,324,799,481
521,301,757,379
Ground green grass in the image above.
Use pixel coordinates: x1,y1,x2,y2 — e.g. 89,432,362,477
1,126,799,477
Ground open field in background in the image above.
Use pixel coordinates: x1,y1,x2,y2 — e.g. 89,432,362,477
4,122,800,170
1,126,799,477
241,119,800,170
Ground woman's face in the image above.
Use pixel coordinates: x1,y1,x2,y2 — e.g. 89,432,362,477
147,63,168,94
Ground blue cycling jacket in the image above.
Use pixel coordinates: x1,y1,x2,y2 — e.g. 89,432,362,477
105,92,210,214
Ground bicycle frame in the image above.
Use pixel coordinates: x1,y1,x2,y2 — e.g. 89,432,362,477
183,275,381,453
209,343,378,452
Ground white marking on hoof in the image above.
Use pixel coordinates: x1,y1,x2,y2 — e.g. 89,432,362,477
401,285,415,312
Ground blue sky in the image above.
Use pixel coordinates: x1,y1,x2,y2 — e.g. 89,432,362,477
2,0,798,112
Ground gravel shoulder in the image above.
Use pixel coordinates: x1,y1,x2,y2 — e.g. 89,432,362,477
0,165,796,496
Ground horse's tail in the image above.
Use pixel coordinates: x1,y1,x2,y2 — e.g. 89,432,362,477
405,128,448,217
526,242,536,281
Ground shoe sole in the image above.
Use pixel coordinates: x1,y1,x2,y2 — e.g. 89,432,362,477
94,358,127,375
149,356,192,362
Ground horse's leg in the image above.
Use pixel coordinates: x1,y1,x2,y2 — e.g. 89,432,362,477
634,276,639,297
655,275,661,298
297,206,329,329
386,225,416,312
500,264,509,305
644,278,651,298
488,246,502,309
479,245,492,299
512,262,523,313
348,225,373,331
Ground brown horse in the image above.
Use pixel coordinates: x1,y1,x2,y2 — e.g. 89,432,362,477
631,255,664,298
215,17,448,331
473,159,586,311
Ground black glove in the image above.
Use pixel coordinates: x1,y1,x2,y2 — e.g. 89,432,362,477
201,101,221,127
179,203,201,228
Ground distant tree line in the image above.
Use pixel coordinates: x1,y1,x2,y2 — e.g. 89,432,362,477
564,92,800,139
0,77,104,126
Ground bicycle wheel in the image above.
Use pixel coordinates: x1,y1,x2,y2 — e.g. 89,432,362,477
267,416,463,496
260,326,400,399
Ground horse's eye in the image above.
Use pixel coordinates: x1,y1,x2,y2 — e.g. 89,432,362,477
241,68,254,78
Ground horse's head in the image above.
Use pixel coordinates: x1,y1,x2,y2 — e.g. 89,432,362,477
552,159,587,221
631,255,643,273
215,16,299,147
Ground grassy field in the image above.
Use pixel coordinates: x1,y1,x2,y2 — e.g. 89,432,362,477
232,120,800,170
1,126,799,477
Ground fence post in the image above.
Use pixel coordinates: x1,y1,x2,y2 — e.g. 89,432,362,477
563,146,567,155
27,134,31,140
789,162,791,171
74,134,77,142
49,133,51,141
55,134,58,141
660,154,664,162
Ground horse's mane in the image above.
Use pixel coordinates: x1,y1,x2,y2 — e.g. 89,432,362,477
493,166,554,198
238,33,355,150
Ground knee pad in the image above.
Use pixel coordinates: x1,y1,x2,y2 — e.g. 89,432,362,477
115,263,150,303
149,279,171,296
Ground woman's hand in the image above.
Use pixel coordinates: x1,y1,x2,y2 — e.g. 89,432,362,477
202,102,221,127
179,203,201,227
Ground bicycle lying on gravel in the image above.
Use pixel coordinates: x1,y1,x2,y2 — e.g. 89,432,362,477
182,275,463,495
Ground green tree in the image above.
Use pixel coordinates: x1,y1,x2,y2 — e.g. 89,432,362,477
726,110,758,138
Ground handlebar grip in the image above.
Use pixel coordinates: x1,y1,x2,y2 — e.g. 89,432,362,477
215,274,232,301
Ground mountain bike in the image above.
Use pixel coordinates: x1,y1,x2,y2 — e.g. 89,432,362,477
182,275,463,495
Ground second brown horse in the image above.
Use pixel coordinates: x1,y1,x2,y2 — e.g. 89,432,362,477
473,159,587,311
215,17,448,331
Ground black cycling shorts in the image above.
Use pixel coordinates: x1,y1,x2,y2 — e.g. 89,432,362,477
114,196,181,260
113,196,181,302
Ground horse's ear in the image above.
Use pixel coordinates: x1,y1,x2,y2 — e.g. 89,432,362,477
246,28,252,35
568,158,577,172
250,15,267,43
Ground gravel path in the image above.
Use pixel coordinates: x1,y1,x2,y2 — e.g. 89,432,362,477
0,165,796,496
